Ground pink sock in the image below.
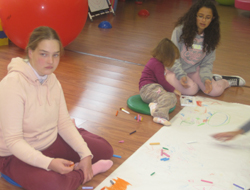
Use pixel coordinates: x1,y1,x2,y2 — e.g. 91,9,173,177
92,160,113,176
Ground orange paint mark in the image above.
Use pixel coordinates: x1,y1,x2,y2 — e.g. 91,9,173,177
204,107,207,113
211,101,222,105
102,177,131,190
196,101,202,106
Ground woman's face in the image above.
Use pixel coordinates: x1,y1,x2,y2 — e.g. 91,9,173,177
196,7,213,34
28,39,60,76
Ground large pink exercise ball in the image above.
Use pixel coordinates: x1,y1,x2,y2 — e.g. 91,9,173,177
0,0,88,49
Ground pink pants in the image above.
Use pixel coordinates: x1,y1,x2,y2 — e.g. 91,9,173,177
165,67,230,97
0,128,113,190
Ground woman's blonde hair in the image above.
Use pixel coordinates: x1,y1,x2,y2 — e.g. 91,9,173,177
151,38,180,68
25,26,63,57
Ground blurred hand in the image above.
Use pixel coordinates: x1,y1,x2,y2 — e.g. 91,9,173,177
180,76,189,88
204,79,212,94
48,158,74,174
212,130,244,141
174,89,181,96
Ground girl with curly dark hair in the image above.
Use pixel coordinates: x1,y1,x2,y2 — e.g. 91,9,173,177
165,0,245,96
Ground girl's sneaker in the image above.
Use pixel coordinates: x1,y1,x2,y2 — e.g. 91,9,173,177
221,75,246,86
153,117,171,126
212,74,222,81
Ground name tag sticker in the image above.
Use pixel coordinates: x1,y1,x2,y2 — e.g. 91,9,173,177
192,44,202,50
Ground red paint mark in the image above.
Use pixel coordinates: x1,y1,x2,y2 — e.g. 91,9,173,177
196,101,202,106
102,177,131,190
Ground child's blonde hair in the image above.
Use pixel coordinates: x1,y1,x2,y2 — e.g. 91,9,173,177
151,38,180,68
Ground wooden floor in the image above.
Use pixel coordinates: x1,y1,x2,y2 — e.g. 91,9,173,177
0,0,250,189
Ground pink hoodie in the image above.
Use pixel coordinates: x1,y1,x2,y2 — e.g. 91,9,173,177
0,57,92,170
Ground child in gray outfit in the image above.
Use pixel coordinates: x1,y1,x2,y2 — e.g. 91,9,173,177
139,38,181,126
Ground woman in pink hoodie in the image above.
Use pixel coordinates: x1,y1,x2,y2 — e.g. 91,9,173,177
0,26,113,190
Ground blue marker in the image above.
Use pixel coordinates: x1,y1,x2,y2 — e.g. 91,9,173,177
113,154,122,158
160,157,170,161
233,183,244,190
82,187,93,189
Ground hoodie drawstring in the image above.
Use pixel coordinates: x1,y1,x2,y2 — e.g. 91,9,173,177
45,83,51,106
36,82,43,106
36,80,51,106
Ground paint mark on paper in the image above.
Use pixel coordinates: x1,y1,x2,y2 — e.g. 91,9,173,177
196,101,202,106
101,177,131,190
208,112,230,126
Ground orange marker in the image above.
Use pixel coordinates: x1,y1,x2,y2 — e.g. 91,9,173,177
116,110,118,116
69,163,74,167
150,142,160,145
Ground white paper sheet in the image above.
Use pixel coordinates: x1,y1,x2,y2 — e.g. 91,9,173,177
96,96,250,190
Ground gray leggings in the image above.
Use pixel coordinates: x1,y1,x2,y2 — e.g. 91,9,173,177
140,83,177,120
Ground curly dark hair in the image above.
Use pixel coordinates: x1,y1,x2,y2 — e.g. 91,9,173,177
175,0,220,53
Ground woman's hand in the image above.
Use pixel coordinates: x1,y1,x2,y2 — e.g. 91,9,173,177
180,76,189,88
48,158,74,174
74,155,93,184
212,130,244,141
174,89,181,96
204,79,212,94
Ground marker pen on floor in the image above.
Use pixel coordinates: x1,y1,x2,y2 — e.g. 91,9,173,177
82,187,93,189
130,130,136,135
113,154,122,158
